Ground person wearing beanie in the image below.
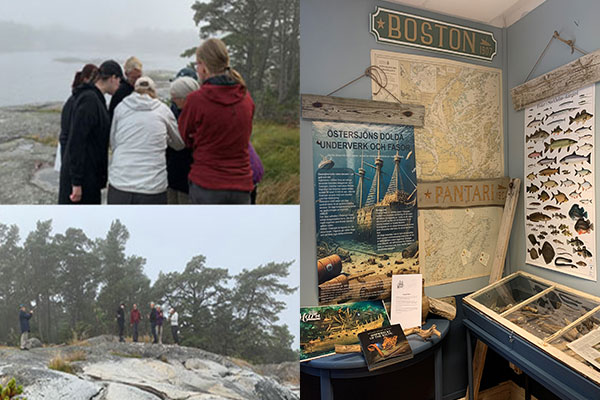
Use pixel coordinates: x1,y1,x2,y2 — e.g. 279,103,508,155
108,56,143,119
107,76,185,204
178,38,255,204
58,59,122,204
167,75,199,204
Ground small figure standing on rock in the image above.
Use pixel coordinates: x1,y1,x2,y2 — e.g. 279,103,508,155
156,305,164,345
130,303,141,343
116,303,125,342
108,56,143,120
58,60,123,204
169,307,179,345
149,302,158,344
19,305,33,350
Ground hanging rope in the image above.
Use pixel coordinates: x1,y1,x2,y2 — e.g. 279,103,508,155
326,65,404,104
525,30,588,82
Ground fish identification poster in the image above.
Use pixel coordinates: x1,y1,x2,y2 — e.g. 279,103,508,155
524,85,596,280
312,121,418,304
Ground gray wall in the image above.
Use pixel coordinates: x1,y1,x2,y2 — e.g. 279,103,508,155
506,0,600,293
300,0,507,306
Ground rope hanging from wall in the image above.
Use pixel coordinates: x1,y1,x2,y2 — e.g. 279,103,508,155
525,30,588,82
326,65,403,104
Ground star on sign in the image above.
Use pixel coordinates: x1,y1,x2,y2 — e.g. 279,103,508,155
377,18,385,29
424,190,432,199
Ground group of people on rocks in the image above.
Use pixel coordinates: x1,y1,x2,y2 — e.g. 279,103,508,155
58,38,263,205
117,302,179,345
17,302,180,350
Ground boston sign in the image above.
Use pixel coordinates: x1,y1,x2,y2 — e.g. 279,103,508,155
370,7,497,61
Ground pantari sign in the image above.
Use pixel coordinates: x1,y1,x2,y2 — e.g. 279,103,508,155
370,7,497,61
418,178,509,209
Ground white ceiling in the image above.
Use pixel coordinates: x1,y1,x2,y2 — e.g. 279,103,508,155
387,0,546,28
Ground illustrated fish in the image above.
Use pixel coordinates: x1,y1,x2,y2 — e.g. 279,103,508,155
568,237,584,247
578,143,593,152
560,178,576,187
526,128,550,142
575,167,592,177
576,261,587,267
526,172,537,181
559,151,591,165
547,118,565,126
537,156,556,166
541,178,559,189
539,166,560,176
529,248,539,260
569,110,593,125
554,257,576,268
575,125,592,133
551,126,563,135
541,241,555,264
579,100,588,105
553,213,567,219
576,246,593,258
580,199,592,204
538,190,550,202
553,239,564,245
545,107,578,121
526,183,540,193
552,191,568,204
540,231,548,235
558,224,569,230
548,224,557,229
551,229,560,235
543,205,561,212
579,134,593,140
527,163,536,168
578,180,592,191
562,230,572,237
544,138,577,153
528,234,539,246
559,100,573,106
526,212,551,222
530,202,541,206
527,117,544,128
528,150,542,158
575,217,593,234
563,170,571,175
569,190,581,199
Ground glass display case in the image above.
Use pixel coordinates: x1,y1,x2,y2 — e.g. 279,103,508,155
464,271,600,386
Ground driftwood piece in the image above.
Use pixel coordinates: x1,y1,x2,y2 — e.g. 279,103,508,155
511,48,600,111
335,344,361,354
301,94,425,126
427,297,457,321
404,324,441,340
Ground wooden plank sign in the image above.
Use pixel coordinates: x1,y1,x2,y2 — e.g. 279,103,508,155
301,94,425,127
417,178,510,209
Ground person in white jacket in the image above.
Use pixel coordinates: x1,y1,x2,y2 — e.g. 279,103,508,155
169,307,179,345
107,76,185,204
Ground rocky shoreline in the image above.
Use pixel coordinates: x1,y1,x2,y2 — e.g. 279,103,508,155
0,70,174,204
0,335,299,400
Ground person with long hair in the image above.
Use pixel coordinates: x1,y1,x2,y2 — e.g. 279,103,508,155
178,38,255,204
59,64,99,160
58,60,122,204
107,76,184,204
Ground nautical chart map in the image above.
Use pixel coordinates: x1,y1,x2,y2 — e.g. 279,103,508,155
371,50,504,286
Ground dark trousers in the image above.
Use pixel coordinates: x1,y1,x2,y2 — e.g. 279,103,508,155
132,322,139,342
118,321,124,342
250,186,257,204
151,322,157,343
189,182,250,204
171,325,179,345
107,185,167,205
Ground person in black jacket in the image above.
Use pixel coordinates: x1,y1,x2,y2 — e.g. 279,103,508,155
108,56,142,119
60,64,99,160
58,60,123,204
149,302,158,344
19,305,33,350
116,303,125,342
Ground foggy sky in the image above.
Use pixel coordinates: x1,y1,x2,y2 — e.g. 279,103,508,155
0,0,199,35
0,205,300,345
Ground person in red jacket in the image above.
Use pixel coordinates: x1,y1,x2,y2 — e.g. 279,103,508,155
130,303,142,343
178,38,254,204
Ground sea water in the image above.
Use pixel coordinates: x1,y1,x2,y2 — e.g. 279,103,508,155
0,50,190,107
